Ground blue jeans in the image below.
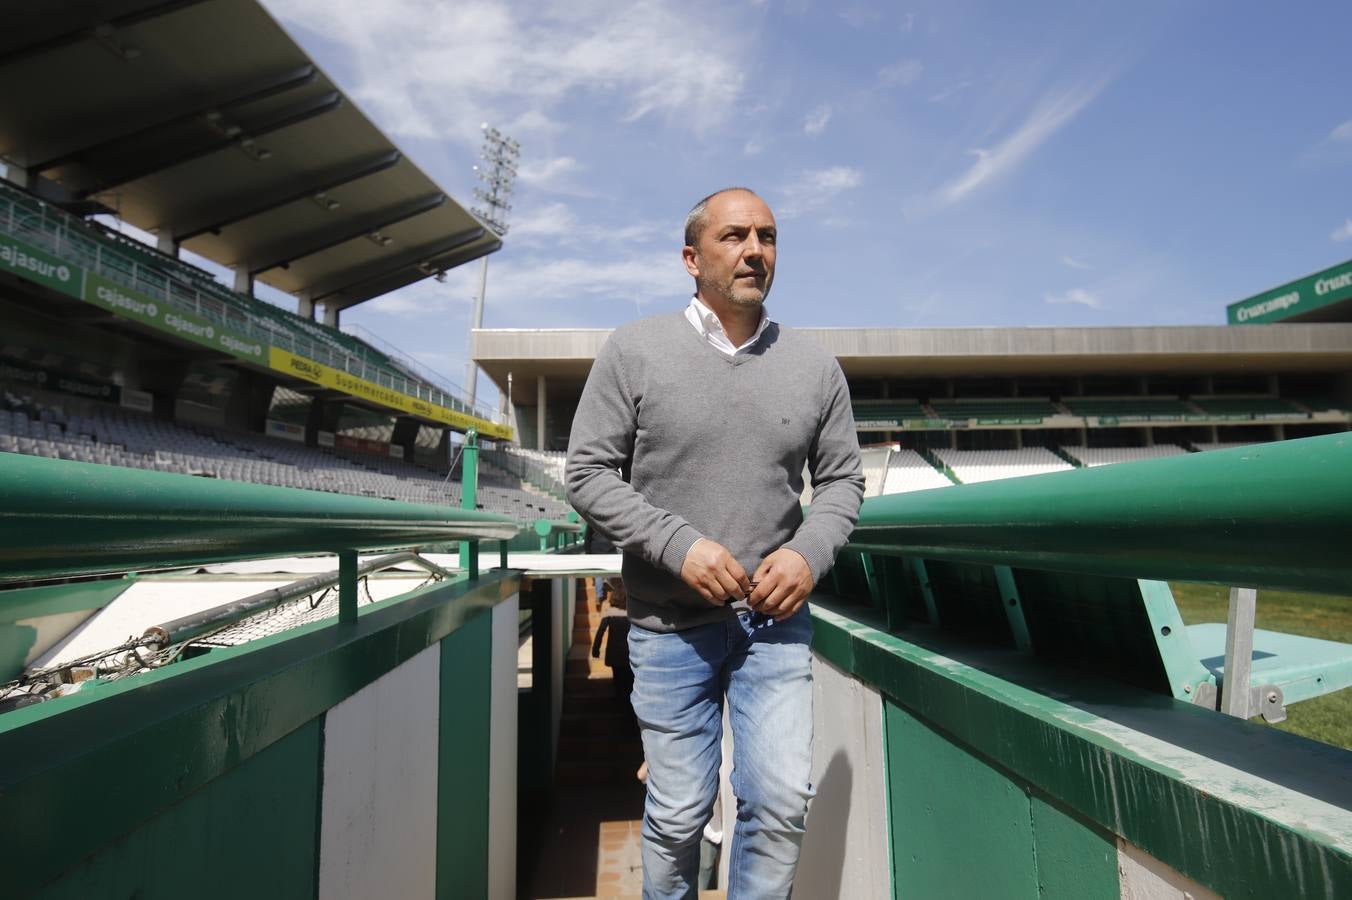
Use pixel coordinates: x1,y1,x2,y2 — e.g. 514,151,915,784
628,608,814,900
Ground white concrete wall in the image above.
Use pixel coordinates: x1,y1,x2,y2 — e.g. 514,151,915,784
1118,840,1221,900
488,595,519,900
319,643,441,900
795,654,891,900
548,579,569,767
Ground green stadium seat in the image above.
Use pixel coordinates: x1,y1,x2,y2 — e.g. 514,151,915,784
1063,397,1193,419
929,398,1056,420
1186,623,1352,705
1192,397,1304,417
853,400,927,426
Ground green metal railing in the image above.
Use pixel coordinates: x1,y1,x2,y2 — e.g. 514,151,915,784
846,433,1352,596
0,185,504,424
0,453,519,585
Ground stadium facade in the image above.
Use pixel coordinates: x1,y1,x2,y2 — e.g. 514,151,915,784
475,317,1352,453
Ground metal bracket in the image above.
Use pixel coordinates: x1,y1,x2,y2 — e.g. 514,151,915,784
1191,680,1286,724
993,565,1032,652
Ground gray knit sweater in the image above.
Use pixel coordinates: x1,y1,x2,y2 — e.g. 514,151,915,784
566,312,864,632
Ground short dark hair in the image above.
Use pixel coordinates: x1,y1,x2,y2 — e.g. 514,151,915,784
684,187,760,247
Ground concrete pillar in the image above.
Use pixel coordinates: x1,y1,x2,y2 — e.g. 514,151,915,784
156,231,179,258
536,375,547,451
305,396,344,447
233,267,254,297
1144,426,1155,447
323,304,340,328
390,416,420,462
134,359,192,422
298,293,316,320
223,370,276,434
5,165,31,189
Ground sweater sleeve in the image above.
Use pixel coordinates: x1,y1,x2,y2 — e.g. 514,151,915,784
566,335,705,576
782,360,865,583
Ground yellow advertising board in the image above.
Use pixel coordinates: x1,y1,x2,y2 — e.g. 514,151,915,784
268,348,512,440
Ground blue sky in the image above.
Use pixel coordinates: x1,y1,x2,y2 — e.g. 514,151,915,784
256,0,1352,405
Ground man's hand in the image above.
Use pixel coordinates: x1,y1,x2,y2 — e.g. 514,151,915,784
749,548,814,621
681,539,751,605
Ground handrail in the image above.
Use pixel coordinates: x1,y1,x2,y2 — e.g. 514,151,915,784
0,454,519,583
846,433,1352,596
533,517,583,551
0,185,503,424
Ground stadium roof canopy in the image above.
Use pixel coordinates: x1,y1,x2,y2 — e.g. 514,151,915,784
473,323,1352,405
0,0,499,313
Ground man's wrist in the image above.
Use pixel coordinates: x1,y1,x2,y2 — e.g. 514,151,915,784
660,524,705,575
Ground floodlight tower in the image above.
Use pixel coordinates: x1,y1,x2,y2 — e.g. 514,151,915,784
465,123,519,410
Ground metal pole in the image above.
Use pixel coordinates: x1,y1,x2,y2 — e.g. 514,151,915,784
1221,586,1257,718
459,429,480,577
465,255,490,407
338,549,359,624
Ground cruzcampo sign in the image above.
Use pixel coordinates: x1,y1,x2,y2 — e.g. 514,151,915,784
82,274,269,364
1227,257,1352,324
0,233,84,299
268,347,513,440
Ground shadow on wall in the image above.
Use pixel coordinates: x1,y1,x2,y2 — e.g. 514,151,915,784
796,749,853,899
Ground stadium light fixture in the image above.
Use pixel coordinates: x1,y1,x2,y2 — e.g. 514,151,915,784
465,124,520,411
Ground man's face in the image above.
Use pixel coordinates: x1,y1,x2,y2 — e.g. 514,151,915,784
684,191,777,309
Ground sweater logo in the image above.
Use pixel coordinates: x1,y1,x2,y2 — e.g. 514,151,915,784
781,417,791,425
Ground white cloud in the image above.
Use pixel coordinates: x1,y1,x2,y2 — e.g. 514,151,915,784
1060,254,1091,270
803,105,832,136
933,79,1108,208
516,155,583,190
263,0,751,142
511,202,669,246
1044,288,1102,309
928,80,972,103
838,6,882,28
778,166,864,218
1330,120,1352,143
878,60,923,89
1332,219,1352,242
743,139,764,157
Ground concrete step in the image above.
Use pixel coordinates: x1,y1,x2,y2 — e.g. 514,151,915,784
555,760,645,787
557,733,643,762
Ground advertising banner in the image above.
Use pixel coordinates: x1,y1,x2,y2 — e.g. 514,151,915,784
120,388,154,413
265,419,306,443
1227,257,1352,324
267,347,512,440
0,358,120,404
82,274,269,364
0,234,84,299
335,434,391,456
317,430,336,448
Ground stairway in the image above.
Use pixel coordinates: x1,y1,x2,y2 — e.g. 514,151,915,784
556,584,644,786
531,586,728,899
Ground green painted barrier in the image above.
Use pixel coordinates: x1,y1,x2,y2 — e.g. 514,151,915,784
849,433,1352,596
0,454,519,583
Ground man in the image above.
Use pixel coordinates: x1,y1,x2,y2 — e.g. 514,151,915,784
566,187,864,899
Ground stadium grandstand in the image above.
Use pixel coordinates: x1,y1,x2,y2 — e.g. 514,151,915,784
472,306,1352,495
0,0,584,522
2,4,1352,900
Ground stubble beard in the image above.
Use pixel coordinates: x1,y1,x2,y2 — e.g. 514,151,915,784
700,274,768,310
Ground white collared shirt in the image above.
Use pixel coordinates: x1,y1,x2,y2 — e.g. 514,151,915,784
684,295,770,357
